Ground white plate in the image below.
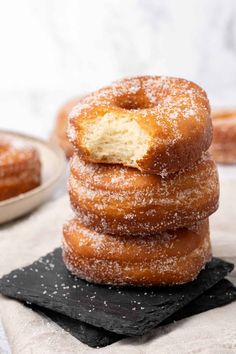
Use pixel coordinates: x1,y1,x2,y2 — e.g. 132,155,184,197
0,130,66,224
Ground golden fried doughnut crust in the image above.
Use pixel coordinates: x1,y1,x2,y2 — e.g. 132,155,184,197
69,76,212,174
51,97,81,158
0,134,41,201
68,153,219,236
62,218,211,286
210,109,236,164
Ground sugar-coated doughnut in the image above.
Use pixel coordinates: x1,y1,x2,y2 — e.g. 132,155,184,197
51,97,81,158
62,218,211,286
68,76,212,174
68,153,219,236
0,134,41,201
210,109,236,164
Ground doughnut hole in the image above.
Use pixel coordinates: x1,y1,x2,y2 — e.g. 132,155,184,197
114,92,154,110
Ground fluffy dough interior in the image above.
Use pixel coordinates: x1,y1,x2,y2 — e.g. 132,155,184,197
83,113,150,166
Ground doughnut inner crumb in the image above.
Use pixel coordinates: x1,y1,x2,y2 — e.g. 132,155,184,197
83,113,150,166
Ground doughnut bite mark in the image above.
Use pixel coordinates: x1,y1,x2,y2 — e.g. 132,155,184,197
51,97,81,158
0,134,41,201
68,153,219,236
62,218,212,286
69,76,212,174
210,109,236,164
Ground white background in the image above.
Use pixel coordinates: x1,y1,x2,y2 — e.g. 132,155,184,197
0,0,236,138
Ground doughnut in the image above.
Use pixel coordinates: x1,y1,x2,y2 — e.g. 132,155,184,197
68,153,219,236
68,76,212,174
210,108,236,164
51,97,81,158
62,218,211,286
0,134,41,201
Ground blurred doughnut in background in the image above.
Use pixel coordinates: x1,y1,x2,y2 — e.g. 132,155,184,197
210,109,236,164
51,97,81,158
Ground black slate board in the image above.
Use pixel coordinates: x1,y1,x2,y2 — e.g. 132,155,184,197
27,278,236,348
0,248,234,337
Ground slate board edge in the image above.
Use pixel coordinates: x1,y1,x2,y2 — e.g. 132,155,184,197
0,258,234,336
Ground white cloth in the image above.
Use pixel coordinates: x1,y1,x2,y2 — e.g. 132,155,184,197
0,179,236,354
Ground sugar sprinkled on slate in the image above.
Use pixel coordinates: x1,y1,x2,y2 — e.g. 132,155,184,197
0,248,234,338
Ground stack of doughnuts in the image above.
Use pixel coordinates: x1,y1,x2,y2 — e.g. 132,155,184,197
62,76,219,286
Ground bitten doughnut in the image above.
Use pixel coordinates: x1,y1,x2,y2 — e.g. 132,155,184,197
210,108,236,164
68,153,219,236
51,97,81,158
68,76,212,174
0,134,41,201
62,218,211,286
